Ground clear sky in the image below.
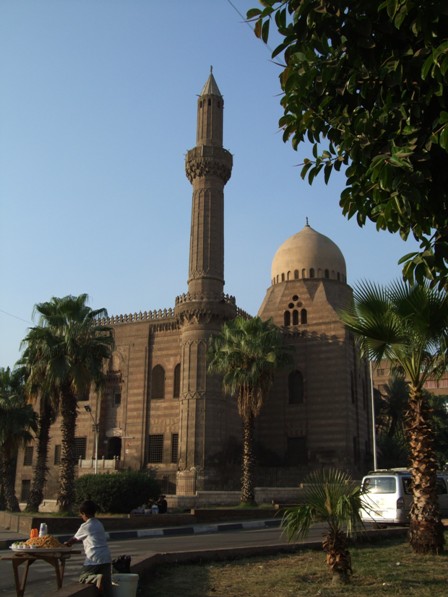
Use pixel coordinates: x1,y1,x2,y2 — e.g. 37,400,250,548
1,0,419,369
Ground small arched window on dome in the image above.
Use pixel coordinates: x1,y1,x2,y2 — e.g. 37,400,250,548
325,269,329,279
292,310,299,326
281,273,285,282
294,270,299,279
301,309,307,324
287,271,291,280
284,311,291,326
288,370,304,404
337,272,341,281
310,268,315,278
302,268,306,278
318,268,322,278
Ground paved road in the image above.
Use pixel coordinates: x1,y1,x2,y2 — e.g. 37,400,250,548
0,524,318,596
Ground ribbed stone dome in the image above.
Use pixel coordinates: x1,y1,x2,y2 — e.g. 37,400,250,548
271,224,347,284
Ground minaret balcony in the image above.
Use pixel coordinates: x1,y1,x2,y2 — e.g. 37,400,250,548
185,146,233,184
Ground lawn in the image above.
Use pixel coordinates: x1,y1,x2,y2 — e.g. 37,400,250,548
140,535,448,597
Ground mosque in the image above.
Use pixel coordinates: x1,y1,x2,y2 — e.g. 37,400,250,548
15,72,372,501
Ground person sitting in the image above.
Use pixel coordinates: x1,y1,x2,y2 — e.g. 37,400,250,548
156,494,168,514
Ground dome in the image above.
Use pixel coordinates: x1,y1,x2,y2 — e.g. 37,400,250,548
271,223,347,285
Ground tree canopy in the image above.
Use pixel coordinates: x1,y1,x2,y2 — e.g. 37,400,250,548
248,0,448,288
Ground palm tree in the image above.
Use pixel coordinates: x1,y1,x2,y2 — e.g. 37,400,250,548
19,342,57,512
207,316,290,504
0,367,37,511
340,280,448,554
21,294,114,512
281,468,364,584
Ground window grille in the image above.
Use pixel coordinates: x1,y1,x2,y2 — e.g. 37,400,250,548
23,446,33,466
148,434,164,463
171,433,179,463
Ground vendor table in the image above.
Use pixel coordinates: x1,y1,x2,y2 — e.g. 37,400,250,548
1,549,81,596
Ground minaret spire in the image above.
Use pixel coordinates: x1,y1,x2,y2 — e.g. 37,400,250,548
185,70,232,295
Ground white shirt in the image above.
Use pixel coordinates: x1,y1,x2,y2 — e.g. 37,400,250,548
74,517,111,566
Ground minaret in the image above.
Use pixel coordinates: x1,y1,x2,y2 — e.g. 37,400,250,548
175,69,237,493
185,67,232,297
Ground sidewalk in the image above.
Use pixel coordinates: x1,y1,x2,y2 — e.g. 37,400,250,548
0,518,282,550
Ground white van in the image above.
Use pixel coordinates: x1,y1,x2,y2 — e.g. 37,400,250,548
360,468,448,524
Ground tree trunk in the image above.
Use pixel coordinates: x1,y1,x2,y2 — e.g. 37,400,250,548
57,388,78,513
240,414,255,504
323,528,352,584
0,450,20,512
26,403,52,512
406,388,444,554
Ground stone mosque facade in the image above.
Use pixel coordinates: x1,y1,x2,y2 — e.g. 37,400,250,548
15,72,372,501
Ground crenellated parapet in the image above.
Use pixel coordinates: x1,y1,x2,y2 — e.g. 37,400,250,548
98,307,175,326
185,145,233,184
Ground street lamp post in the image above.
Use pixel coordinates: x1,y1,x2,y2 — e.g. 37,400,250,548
84,405,99,474
369,361,378,471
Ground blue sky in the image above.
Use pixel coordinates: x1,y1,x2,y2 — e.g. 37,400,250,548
0,0,419,369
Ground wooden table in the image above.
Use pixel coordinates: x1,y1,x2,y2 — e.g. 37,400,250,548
1,549,81,596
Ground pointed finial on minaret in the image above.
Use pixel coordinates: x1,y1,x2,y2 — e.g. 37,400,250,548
306,217,310,227
200,68,222,97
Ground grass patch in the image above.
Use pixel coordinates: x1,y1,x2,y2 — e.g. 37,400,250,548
140,536,448,597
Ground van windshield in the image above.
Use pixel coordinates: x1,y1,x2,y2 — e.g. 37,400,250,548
363,476,396,494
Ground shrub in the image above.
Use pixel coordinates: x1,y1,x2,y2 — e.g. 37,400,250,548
75,471,160,513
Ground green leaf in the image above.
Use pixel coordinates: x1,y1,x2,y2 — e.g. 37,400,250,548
254,19,262,40
300,161,312,180
246,8,262,20
439,125,448,150
261,19,270,44
421,54,434,80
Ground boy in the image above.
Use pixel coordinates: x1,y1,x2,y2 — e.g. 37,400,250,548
65,500,112,596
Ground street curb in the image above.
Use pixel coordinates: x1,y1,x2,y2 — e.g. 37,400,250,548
0,519,281,549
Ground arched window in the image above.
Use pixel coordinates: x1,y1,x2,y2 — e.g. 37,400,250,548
287,271,291,280
302,268,306,278
284,311,291,326
151,365,165,399
337,272,341,281
288,370,304,404
173,363,181,398
301,309,307,324
325,269,329,279
281,273,285,282
292,310,299,325
310,268,315,278
294,270,299,279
